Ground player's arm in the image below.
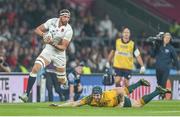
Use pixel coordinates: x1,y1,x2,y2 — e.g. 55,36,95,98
54,95,91,107
52,39,70,51
107,50,115,63
56,100,84,107
34,19,53,44
34,24,47,37
51,29,73,51
69,84,74,101
133,44,145,74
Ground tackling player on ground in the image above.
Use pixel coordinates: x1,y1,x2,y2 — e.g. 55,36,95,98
19,9,73,102
50,79,171,108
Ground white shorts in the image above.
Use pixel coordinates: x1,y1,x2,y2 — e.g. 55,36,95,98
39,44,66,68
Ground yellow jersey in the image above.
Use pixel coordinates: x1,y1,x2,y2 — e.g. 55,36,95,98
80,90,120,107
113,38,136,70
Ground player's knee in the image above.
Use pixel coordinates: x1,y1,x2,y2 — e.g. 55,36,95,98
31,66,40,74
29,72,38,77
115,76,121,83
77,87,83,94
56,72,67,84
34,57,46,70
124,79,129,87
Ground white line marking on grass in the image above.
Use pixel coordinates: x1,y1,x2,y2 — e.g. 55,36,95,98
148,110,180,113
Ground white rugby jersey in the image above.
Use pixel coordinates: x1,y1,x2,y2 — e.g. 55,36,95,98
43,18,73,45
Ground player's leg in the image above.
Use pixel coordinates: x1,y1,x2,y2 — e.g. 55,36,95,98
137,86,171,107
124,79,129,87
114,76,122,87
156,68,164,87
53,56,68,87
123,70,132,87
114,68,123,87
156,68,169,99
19,56,50,102
160,69,170,99
115,79,150,96
45,72,54,101
124,79,150,95
56,67,68,84
51,72,65,101
74,85,83,101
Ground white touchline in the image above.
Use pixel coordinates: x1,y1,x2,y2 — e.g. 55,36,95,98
148,110,180,113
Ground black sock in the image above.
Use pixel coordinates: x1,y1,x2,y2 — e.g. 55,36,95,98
141,90,159,104
127,80,141,93
26,75,36,97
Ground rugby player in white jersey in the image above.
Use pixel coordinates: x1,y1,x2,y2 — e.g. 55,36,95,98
19,9,73,102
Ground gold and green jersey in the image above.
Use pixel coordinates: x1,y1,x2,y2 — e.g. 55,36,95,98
80,90,120,107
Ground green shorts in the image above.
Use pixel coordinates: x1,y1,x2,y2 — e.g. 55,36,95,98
123,96,132,107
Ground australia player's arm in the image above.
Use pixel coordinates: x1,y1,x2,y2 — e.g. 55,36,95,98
51,28,73,51
56,100,83,107
57,95,92,107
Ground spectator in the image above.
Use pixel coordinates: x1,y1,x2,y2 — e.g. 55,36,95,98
0,46,11,72
98,14,112,38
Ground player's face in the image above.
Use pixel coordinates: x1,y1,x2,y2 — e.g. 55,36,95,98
60,15,70,25
163,34,171,45
122,28,130,40
76,66,83,74
93,94,102,102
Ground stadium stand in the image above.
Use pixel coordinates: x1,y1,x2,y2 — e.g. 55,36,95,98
0,0,180,73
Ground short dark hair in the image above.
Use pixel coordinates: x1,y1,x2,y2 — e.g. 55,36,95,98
121,26,130,32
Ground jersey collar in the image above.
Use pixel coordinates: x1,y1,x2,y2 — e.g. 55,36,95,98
121,38,130,44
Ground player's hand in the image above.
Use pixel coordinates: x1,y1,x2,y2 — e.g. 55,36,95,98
105,62,110,68
140,66,146,74
67,99,74,103
43,33,53,44
44,37,53,44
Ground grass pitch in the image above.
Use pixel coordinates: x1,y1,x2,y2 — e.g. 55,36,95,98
0,100,180,116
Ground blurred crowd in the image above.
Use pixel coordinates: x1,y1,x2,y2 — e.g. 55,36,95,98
0,0,179,73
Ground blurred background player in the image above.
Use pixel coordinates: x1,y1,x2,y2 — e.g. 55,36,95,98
19,9,73,102
151,32,180,99
106,27,145,87
45,64,65,102
67,62,84,101
50,79,171,108
59,62,84,101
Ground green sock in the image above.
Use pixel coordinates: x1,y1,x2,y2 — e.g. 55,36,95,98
142,90,159,104
127,80,141,93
